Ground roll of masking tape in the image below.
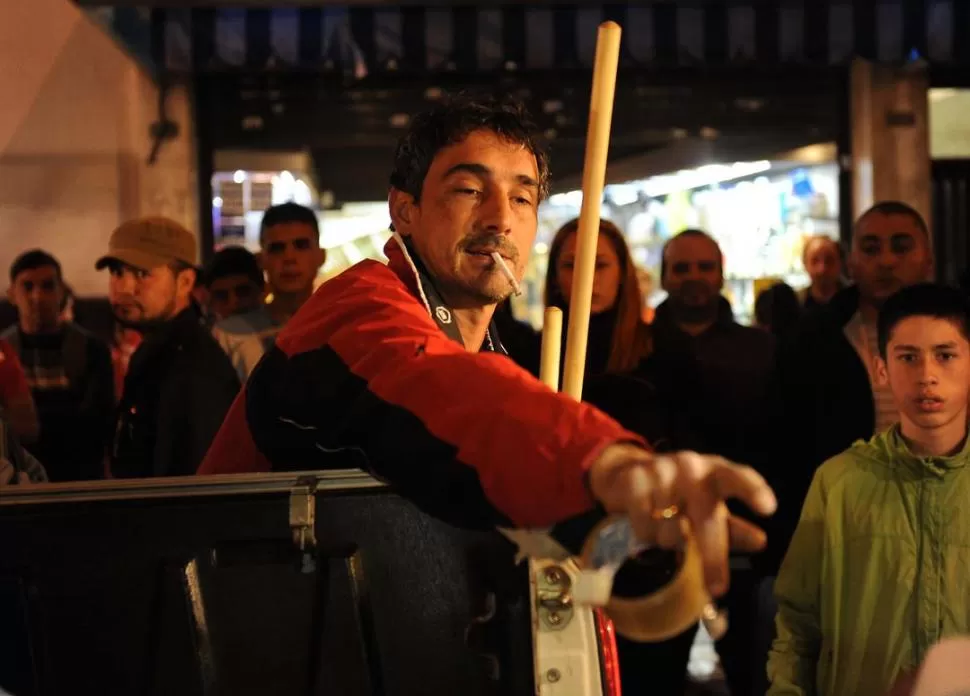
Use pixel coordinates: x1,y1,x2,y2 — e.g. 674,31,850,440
578,517,714,643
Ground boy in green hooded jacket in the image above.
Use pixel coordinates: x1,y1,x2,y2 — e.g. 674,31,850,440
769,283,970,696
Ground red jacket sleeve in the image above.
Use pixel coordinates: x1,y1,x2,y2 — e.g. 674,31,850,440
203,260,646,530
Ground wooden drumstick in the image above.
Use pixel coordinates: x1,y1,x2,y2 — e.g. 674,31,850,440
561,20,621,401
551,20,718,643
539,307,562,391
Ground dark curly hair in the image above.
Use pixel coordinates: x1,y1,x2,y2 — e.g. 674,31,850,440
877,283,970,358
389,92,550,202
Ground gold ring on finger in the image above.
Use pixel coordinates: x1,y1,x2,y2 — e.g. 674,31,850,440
653,505,680,521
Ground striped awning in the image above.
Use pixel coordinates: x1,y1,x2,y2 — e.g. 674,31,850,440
148,0,966,75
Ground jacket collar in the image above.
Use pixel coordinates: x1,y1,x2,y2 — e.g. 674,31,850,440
383,234,506,355
126,307,202,380
870,424,970,477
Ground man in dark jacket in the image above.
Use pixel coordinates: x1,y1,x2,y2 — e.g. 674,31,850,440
200,94,777,606
653,230,777,468
771,201,933,568
97,217,240,478
651,229,777,696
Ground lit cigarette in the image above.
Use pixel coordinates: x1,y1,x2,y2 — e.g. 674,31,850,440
491,252,522,296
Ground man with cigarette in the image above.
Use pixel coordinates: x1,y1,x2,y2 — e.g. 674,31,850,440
199,94,776,598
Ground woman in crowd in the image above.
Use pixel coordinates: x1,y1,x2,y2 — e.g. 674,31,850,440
540,217,706,695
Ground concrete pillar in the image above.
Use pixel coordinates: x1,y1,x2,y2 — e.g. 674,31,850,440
849,58,931,231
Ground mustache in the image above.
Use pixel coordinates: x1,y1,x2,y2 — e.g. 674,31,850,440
461,234,519,262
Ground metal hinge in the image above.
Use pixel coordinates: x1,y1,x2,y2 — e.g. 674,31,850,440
536,564,573,631
289,478,318,572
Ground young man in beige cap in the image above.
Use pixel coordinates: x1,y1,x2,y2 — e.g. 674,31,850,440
96,217,240,478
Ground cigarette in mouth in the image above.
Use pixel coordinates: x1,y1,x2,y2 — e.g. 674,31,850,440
491,252,522,296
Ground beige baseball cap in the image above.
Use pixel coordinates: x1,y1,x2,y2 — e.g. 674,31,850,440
95,216,198,271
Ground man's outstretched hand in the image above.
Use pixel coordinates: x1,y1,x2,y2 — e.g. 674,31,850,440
589,444,777,597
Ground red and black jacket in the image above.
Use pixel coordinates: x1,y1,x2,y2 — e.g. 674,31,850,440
199,236,644,530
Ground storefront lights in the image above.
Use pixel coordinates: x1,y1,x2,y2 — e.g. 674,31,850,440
641,161,772,197
547,190,585,208
547,161,773,210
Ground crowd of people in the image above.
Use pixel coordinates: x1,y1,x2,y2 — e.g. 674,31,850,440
0,202,325,483
2,93,968,696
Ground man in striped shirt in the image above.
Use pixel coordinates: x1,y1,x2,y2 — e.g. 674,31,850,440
3,251,114,482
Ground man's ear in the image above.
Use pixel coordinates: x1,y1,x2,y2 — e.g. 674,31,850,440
875,355,890,387
388,187,417,238
177,267,197,299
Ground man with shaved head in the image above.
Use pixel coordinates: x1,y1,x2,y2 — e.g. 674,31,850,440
775,202,933,488
769,200,933,573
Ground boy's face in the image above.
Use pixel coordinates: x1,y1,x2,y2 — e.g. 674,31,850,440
208,274,263,320
9,265,64,333
260,222,325,295
877,316,970,434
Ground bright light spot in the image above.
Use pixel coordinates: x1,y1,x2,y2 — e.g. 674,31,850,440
212,196,223,208
233,170,246,184
605,184,640,206
293,180,312,206
640,161,772,197
548,191,584,208
930,88,958,102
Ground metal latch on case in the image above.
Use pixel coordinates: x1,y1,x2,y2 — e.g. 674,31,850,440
289,477,318,572
537,564,574,631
